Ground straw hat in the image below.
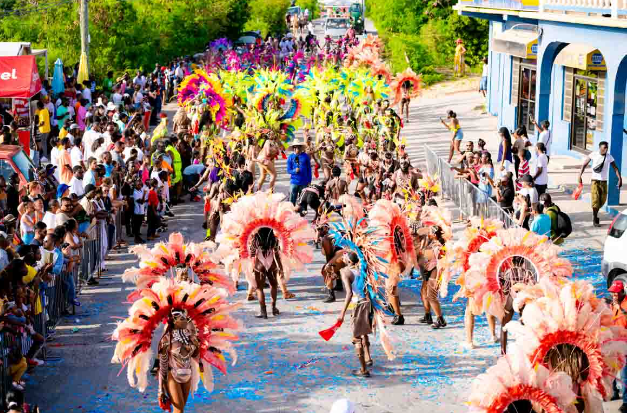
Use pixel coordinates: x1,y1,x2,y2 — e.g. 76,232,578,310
289,138,306,147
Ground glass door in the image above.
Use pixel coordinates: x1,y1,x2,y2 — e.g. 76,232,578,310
518,65,537,134
571,76,597,152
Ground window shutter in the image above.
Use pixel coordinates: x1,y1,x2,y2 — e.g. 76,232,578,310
563,67,574,122
511,57,520,106
596,74,605,132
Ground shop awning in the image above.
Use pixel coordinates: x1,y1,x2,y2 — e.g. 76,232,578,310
555,44,606,71
491,28,538,59
0,55,42,98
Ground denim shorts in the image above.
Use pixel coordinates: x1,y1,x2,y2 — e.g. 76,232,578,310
454,129,464,140
480,76,488,91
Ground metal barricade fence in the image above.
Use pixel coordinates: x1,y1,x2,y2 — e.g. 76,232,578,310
423,145,520,228
0,214,123,405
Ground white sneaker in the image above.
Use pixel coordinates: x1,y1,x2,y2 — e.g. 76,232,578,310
462,342,476,350
31,358,44,366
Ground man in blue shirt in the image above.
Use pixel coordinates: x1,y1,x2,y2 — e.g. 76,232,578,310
286,140,312,205
530,203,551,238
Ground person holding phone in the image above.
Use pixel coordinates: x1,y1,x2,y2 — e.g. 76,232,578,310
578,141,622,227
440,110,463,164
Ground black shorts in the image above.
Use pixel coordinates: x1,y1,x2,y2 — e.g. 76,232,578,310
401,97,409,105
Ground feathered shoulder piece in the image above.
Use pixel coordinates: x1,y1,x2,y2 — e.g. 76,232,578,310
338,194,366,228
111,279,242,395
216,191,315,283
328,217,395,360
464,228,573,320
468,348,577,413
121,232,233,294
506,278,627,412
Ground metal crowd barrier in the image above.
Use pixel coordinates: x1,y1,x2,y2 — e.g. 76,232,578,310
0,210,123,405
424,145,520,228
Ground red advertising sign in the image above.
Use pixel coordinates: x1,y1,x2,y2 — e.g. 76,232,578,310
0,55,42,99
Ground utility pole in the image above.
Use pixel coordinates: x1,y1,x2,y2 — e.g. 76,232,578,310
79,0,89,73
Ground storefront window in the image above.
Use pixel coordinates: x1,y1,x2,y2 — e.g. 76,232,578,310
518,65,537,135
571,71,599,152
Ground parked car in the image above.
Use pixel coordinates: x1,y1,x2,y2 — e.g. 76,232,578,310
0,145,35,186
324,17,350,39
602,208,627,287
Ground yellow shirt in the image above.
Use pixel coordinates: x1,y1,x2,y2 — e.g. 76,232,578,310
36,108,51,134
59,127,68,140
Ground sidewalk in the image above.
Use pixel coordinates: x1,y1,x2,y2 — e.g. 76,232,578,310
405,86,626,250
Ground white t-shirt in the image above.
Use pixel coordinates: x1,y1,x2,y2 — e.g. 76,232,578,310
590,151,615,181
112,93,123,105
519,186,539,205
481,63,488,77
538,130,552,155
50,146,60,181
534,153,549,185
46,102,57,127
70,146,84,168
133,188,147,215
82,88,92,103
42,211,56,230
69,177,85,197
123,146,144,162
134,91,144,104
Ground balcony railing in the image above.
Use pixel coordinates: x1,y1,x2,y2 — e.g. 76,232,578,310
457,0,627,17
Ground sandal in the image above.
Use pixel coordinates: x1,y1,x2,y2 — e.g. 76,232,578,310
365,360,373,367
283,292,295,299
351,369,370,377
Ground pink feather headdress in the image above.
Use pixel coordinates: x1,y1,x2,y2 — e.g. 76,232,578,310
464,228,573,320
215,191,315,286
390,67,422,106
468,347,578,413
506,278,627,412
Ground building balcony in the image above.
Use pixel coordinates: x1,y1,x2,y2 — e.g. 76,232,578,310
456,0,627,24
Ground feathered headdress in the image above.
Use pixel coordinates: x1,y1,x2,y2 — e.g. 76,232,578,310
390,67,422,106
420,205,453,241
121,233,233,294
506,278,627,412
111,279,241,394
328,217,396,360
464,228,573,320
439,217,503,300
468,347,578,413
216,192,315,285
369,199,417,280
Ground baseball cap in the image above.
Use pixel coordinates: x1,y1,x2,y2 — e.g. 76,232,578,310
609,280,625,293
70,123,80,130
520,174,534,184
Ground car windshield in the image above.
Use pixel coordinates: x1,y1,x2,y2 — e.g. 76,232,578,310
350,4,361,12
288,7,300,14
12,151,35,182
327,19,349,29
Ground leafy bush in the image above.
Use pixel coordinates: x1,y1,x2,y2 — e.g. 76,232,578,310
366,0,489,82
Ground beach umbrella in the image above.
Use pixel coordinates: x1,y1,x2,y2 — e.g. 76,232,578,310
77,52,89,84
52,58,65,95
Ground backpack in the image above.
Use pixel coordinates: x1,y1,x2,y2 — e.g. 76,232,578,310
551,205,572,239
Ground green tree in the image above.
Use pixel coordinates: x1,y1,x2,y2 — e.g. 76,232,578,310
244,0,290,37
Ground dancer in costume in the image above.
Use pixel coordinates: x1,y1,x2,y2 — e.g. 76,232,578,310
112,233,241,413
217,192,315,315
390,68,422,124
506,278,627,412
369,199,417,325
255,133,280,192
416,225,448,329
440,217,502,349
320,249,349,303
463,227,573,354
337,251,375,377
328,212,397,365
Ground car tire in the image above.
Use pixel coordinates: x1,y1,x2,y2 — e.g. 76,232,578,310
608,269,627,288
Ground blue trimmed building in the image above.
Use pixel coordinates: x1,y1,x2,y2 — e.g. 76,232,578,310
456,0,627,204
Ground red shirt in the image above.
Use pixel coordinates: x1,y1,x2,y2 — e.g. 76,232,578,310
148,189,159,207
